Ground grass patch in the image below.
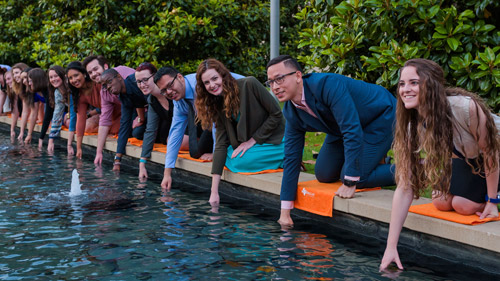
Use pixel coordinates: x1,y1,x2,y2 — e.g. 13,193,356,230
302,131,326,174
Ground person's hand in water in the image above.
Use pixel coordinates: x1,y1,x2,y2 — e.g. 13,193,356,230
380,247,404,272
278,209,294,227
209,192,220,206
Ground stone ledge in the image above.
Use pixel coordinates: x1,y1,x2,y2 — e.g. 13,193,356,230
1,115,499,255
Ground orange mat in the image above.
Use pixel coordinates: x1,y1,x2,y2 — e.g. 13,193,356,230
127,137,143,146
152,144,166,153
178,153,212,162
294,180,381,217
409,203,500,225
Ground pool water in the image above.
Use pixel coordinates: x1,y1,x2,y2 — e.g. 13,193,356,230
0,135,493,280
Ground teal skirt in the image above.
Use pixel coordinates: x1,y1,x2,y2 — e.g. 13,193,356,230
225,140,285,173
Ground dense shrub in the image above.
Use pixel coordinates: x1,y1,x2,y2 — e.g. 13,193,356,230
0,0,303,81
296,0,500,110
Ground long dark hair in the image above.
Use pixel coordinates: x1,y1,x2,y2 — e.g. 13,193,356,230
48,65,69,108
66,61,91,113
19,67,33,106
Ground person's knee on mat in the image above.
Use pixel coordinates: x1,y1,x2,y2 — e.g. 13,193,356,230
315,167,340,183
452,196,483,215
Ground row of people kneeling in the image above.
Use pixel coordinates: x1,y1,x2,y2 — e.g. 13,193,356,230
1,55,499,271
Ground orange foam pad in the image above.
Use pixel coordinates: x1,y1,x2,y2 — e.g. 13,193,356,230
222,167,283,175
152,144,167,153
294,180,381,217
83,131,98,136
409,203,500,225
127,137,143,147
177,153,212,162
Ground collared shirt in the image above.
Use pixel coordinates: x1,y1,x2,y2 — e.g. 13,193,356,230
291,86,317,118
164,72,245,168
99,66,135,127
116,73,148,155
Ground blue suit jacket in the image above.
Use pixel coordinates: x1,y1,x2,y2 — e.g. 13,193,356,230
281,73,396,199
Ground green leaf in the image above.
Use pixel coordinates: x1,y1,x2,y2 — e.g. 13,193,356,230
486,48,495,62
428,5,440,18
458,10,474,20
479,79,492,91
435,25,448,35
446,37,460,51
479,24,495,33
432,32,448,39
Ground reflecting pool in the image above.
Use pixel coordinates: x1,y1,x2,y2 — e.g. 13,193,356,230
0,135,494,280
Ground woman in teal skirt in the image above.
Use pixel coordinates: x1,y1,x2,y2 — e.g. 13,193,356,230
195,58,285,205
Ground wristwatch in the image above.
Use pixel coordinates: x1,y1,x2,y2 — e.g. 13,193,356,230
485,194,500,204
137,117,142,123
343,178,358,188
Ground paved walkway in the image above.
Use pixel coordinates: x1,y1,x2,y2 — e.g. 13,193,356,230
1,115,499,265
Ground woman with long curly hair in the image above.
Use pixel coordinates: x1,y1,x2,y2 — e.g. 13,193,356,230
380,58,500,271
10,63,28,140
195,58,285,205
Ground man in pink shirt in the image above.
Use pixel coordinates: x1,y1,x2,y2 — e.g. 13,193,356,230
83,55,136,166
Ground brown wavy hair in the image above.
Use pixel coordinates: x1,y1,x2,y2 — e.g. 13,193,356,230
3,70,15,110
394,58,500,198
195,59,239,130
11,63,28,99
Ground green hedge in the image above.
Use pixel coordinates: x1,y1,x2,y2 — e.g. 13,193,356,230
0,0,302,82
295,0,500,110
1,0,499,109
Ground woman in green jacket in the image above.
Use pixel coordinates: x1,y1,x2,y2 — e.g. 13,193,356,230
195,58,285,205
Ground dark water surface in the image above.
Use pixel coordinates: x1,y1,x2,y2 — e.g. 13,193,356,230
0,135,494,280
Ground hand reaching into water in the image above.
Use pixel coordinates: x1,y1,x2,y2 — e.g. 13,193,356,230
24,134,32,145
278,209,294,227
209,191,220,206
380,247,404,272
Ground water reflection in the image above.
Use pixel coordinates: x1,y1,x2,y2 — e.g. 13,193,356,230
0,134,493,280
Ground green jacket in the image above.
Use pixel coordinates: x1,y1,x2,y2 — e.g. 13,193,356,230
211,76,285,175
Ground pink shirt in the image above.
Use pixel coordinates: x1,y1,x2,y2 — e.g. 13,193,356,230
76,83,101,137
291,86,318,118
99,66,135,126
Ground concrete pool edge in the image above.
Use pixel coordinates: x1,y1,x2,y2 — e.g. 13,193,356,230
1,116,500,275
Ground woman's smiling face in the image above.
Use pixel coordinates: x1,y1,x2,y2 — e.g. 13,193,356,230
49,70,63,89
67,69,85,89
135,69,155,95
201,68,223,96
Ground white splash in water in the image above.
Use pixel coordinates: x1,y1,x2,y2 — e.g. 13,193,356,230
69,169,82,196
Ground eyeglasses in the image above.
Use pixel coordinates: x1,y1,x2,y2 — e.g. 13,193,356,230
136,74,154,85
102,75,118,91
160,74,178,96
265,71,297,88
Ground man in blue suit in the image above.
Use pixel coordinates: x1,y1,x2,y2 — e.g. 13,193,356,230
266,55,396,226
